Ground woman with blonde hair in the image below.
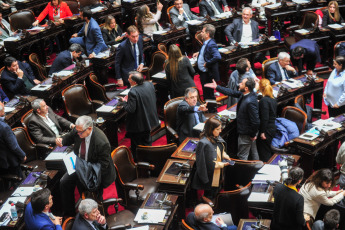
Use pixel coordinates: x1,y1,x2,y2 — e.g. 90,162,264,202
165,44,196,98
136,3,163,37
102,15,123,46
257,78,277,161
322,1,344,27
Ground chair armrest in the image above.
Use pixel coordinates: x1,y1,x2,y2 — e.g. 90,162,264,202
141,67,149,80
109,224,131,230
124,182,144,191
136,162,155,171
21,164,34,171
92,100,104,110
201,196,214,207
102,198,123,213
104,83,118,92
286,25,299,32
166,126,178,138
35,143,54,159
0,174,22,181
312,109,326,116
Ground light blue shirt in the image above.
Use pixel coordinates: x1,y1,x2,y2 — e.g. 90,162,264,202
324,69,345,107
197,39,211,72
194,106,200,125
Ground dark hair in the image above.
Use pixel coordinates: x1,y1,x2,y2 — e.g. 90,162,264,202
80,7,92,20
291,46,305,58
201,117,221,143
285,167,304,185
51,0,62,5
203,24,215,39
31,188,51,213
69,43,83,53
184,87,198,98
129,71,144,85
324,209,340,230
236,58,249,75
244,77,255,92
4,56,16,68
334,56,345,72
304,168,335,191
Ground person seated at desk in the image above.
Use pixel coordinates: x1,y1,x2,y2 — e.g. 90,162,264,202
137,3,163,38
187,203,237,230
56,115,116,217
0,88,9,103
1,56,41,96
32,0,73,26
251,0,275,20
176,87,207,144
24,188,63,230
0,0,15,11
0,12,14,40
322,1,344,28
49,43,83,76
266,52,297,85
290,39,321,76
0,102,26,178
28,99,74,146
69,7,108,58
312,209,340,230
169,0,204,34
199,0,230,17
101,15,124,46
71,199,107,230
271,167,305,230
115,25,144,87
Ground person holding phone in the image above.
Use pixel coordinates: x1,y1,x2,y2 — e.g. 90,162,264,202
101,15,124,46
136,3,163,38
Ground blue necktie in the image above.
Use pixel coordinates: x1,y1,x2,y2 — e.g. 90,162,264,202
183,12,190,21
133,44,138,69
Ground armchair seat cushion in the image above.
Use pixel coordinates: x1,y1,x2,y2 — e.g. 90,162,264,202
106,210,135,228
128,177,158,202
26,160,46,172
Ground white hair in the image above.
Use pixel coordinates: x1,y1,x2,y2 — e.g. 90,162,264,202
278,52,290,61
75,115,93,130
242,7,252,15
31,98,44,112
78,199,98,216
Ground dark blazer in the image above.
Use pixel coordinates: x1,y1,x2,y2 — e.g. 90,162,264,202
115,37,144,84
169,4,200,28
24,202,62,230
259,96,277,137
0,117,26,169
271,183,305,230
176,100,206,144
322,9,344,27
123,81,159,133
71,213,107,230
101,27,123,46
165,56,196,98
62,126,116,188
224,18,260,44
1,61,36,95
290,39,321,74
28,107,72,145
267,61,297,85
198,39,222,81
216,86,259,137
49,50,73,76
0,88,9,102
186,212,227,230
199,0,224,17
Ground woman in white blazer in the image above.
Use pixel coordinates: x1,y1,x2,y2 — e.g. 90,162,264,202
136,3,163,38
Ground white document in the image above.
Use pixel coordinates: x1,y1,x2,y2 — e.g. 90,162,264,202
31,84,52,91
120,89,130,96
186,20,203,25
299,132,319,141
55,70,73,77
45,152,65,161
273,89,278,98
27,26,45,31
12,187,37,197
218,48,229,53
130,226,149,230
253,173,280,182
95,52,109,58
189,58,197,65
134,209,166,224
0,197,27,219
63,152,77,175
265,3,281,8
258,164,280,175
193,122,205,132
248,192,270,202
4,107,15,113
152,30,166,35
328,24,344,29
295,29,309,34
90,6,105,13
96,105,115,113
218,110,236,118
215,12,232,18
292,0,309,3
3,36,19,42
239,41,259,46
151,72,166,79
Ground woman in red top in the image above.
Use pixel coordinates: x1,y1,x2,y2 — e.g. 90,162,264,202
33,0,72,26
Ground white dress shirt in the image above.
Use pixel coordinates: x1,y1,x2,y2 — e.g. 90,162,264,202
37,113,60,137
240,20,253,43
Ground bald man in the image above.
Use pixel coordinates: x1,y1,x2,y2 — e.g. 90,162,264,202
186,204,236,230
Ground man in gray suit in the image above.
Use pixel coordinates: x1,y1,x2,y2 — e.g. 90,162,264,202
169,0,204,34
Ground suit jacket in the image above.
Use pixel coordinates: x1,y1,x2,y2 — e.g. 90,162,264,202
224,18,260,44
123,81,159,133
28,107,72,145
271,183,305,230
1,61,36,95
199,0,224,17
0,88,9,102
226,70,255,107
0,19,13,40
169,4,200,28
322,9,344,27
0,117,26,169
266,61,297,85
101,26,123,46
197,39,221,81
216,86,259,137
71,213,107,230
36,2,73,22
290,39,321,74
62,126,116,188
186,212,227,230
24,202,62,230
176,100,206,143
49,50,73,75
76,17,107,55
115,37,144,83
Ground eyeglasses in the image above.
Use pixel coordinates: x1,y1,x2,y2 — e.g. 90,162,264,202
77,128,88,135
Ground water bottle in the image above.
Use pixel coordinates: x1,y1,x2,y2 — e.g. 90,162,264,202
10,203,18,221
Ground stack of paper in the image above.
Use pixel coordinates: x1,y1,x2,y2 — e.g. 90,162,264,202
193,123,205,132
134,209,166,224
265,3,281,8
54,70,73,77
90,6,105,13
152,30,166,35
186,20,203,25
4,107,15,113
295,29,309,34
120,89,130,96
282,79,303,88
151,72,166,79
189,58,197,65
218,48,229,53
96,105,115,113
31,84,52,91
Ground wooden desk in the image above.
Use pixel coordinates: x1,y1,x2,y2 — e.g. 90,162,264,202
15,0,49,16
171,137,199,161
122,0,155,26
238,219,271,230
152,28,187,45
91,51,116,85
5,96,37,128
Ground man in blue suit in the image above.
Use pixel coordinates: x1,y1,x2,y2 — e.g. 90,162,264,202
267,52,297,85
25,188,63,230
115,25,144,87
49,44,83,76
0,102,26,177
69,7,107,58
192,24,221,111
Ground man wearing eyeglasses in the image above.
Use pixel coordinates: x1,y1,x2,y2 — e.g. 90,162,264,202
56,115,116,217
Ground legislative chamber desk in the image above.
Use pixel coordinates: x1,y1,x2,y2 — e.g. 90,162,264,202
238,219,271,230
171,137,199,161
152,28,187,45
5,96,37,128
91,50,116,85
15,0,49,16
122,0,155,26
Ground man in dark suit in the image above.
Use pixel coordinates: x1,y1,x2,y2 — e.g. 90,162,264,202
177,88,207,144
115,25,144,87
49,44,83,76
121,71,159,160
28,99,74,146
199,0,229,17
224,7,259,44
1,56,40,96
0,102,26,177
72,199,107,230
24,188,63,230
69,7,107,58
290,39,321,76
56,115,116,217
267,52,298,85
312,209,340,230
192,24,221,106
205,78,259,160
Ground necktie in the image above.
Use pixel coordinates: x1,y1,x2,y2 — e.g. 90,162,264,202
80,139,86,160
183,12,190,21
92,222,100,230
283,68,289,80
209,1,220,15
133,44,138,69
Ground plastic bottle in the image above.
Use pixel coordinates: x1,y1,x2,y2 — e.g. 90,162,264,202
10,203,18,221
